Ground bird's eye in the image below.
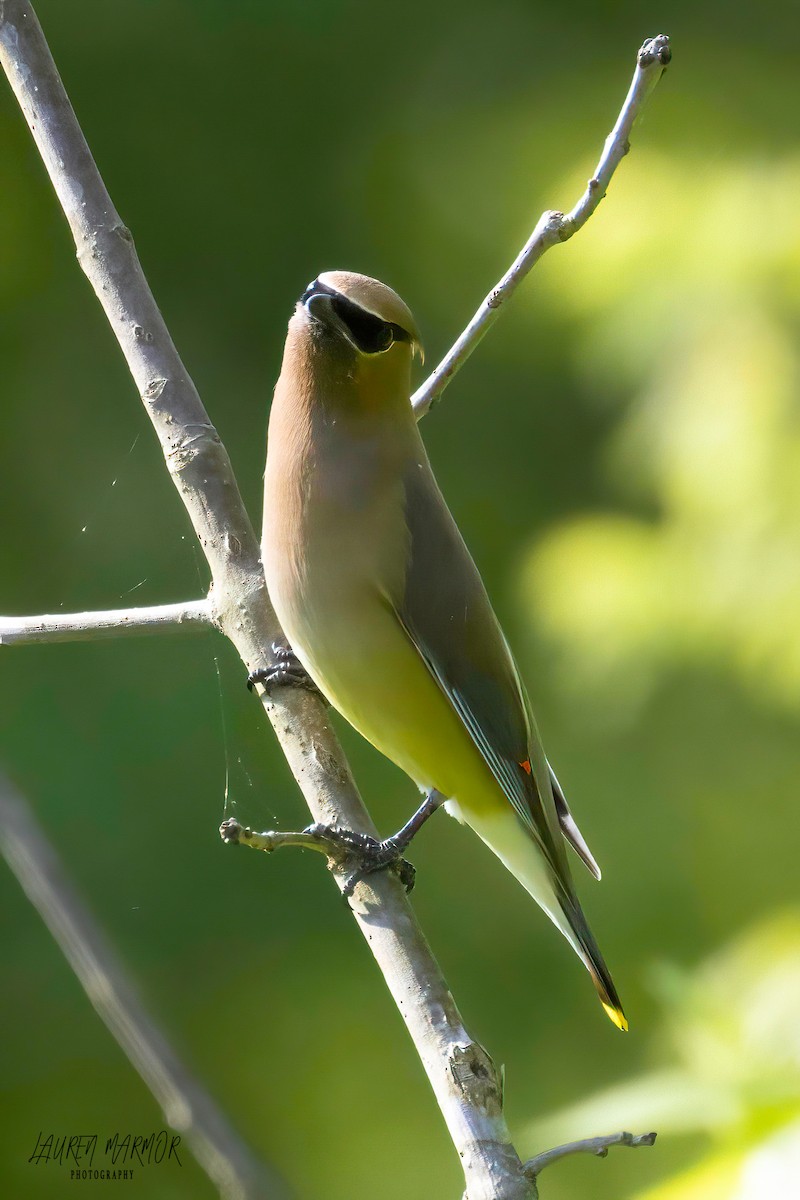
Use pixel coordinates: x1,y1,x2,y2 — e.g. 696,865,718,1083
331,295,394,355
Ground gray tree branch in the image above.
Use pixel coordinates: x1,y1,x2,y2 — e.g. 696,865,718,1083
0,598,212,646
524,1130,657,1180
0,772,287,1200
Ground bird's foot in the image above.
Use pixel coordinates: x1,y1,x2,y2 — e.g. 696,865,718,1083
248,643,326,702
304,823,416,900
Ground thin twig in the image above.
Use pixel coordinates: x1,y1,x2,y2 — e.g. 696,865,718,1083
524,1131,657,1179
220,818,335,858
0,6,533,1197
411,34,671,418
220,818,416,894
0,773,287,1200
0,598,213,646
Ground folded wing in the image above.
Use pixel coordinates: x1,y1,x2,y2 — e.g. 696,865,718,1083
395,457,598,881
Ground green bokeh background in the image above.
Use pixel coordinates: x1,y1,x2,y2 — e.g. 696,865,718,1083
2,3,799,1198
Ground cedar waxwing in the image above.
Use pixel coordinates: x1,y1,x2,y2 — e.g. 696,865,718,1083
260,270,626,1031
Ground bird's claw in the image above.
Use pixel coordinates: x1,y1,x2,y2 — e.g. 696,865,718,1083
304,823,416,900
248,644,327,702
343,852,417,901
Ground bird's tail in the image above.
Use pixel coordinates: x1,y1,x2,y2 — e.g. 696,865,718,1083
462,805,627,1030
559,892,628,1031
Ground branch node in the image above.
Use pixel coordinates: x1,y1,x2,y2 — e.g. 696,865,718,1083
541,209,566,241
450,1042,504,1119
143,377,167,401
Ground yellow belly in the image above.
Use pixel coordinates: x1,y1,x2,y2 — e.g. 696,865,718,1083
280,585,498,812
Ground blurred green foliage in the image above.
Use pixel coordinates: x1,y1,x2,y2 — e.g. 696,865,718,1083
2,2,799,1198
527,913,800,1198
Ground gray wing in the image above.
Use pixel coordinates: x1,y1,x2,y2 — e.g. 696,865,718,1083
394,454,598,879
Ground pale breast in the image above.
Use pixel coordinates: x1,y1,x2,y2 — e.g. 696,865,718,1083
263,399,408,670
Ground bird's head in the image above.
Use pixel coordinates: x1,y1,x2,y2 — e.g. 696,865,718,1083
294,271,423,369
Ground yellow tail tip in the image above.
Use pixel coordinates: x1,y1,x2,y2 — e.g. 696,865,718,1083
602,1001,629,1032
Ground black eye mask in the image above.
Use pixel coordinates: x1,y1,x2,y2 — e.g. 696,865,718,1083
330,293,394,353
301,278,411,355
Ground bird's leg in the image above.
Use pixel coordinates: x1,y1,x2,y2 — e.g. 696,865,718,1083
247,641,326,702
381,788,447,855
310,789,446,901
